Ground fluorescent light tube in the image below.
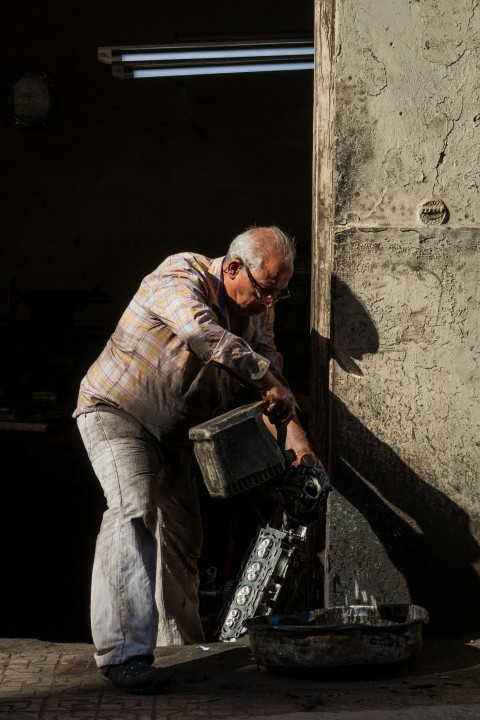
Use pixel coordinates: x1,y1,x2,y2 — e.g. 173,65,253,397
122,47,314,63
132,61,314,78
100,39,314,80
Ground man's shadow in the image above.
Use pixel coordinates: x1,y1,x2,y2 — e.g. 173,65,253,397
317,276,480,633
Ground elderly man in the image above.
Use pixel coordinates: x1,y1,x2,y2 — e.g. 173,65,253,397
74,226,323,694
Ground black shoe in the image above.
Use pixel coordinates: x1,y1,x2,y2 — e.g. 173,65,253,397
101,656,174,695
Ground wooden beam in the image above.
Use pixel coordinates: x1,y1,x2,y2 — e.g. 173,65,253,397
310,0,335,468
305,0,336,609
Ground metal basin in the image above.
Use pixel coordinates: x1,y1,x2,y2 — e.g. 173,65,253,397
245,604,429,669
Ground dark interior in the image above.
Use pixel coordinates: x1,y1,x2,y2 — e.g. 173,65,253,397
0,1,314,641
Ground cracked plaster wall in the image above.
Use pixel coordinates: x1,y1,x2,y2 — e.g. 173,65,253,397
325,0,480,629
334,0,480,226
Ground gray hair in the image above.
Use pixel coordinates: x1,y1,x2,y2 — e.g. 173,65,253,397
225,226,296,271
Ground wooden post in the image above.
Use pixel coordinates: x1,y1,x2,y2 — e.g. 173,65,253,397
306,0,336,607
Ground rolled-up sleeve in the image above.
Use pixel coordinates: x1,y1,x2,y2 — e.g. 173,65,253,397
209,330,270,380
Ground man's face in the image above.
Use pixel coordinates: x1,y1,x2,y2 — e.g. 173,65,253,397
224,253,293,317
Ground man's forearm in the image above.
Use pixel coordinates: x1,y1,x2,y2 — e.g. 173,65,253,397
285,415,326,471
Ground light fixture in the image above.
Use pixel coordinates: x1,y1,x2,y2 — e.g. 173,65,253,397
98,40,314,79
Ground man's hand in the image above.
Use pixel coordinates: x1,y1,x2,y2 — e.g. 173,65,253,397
294,452,326,473
262,384,296,424
253,371,296,424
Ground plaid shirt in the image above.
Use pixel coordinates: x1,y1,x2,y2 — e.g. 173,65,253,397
74,253,286,449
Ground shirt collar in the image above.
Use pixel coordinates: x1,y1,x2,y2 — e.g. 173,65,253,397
209,256,227,317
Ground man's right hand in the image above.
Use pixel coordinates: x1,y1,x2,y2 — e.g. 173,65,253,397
257,372,296,425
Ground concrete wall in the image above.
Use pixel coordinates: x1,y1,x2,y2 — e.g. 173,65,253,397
320,0,480,630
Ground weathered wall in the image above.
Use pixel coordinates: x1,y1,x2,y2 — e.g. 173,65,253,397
335,0,479,227
319,0,480,630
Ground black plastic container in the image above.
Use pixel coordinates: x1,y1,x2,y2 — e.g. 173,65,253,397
189,401,290,497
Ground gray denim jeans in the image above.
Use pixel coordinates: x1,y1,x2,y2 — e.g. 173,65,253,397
77,410,204,667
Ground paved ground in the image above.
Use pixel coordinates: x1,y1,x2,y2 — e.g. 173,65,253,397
0,633,480,719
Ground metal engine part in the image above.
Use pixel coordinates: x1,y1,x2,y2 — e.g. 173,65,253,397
278,461,332,524
217,525,307,641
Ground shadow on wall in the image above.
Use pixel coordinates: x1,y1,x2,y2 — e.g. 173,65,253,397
331,276,380,376
323,277,480,633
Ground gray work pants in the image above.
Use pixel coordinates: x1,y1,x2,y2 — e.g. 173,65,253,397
77,410,204,667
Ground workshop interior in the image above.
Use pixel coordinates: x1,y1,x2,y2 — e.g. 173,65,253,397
0,2,316,643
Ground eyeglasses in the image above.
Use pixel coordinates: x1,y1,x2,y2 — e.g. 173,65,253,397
243,263,291,304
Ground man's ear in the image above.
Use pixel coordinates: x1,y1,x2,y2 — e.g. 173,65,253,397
224,258,242,277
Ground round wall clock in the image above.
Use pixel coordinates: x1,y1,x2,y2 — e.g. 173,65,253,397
4,67,56,129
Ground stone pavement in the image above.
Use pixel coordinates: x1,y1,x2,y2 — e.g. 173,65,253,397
0,634,480,720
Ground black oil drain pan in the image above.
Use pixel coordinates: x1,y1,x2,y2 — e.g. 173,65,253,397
245,604,429,669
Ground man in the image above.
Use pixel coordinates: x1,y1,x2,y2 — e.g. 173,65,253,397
74,226,324,694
